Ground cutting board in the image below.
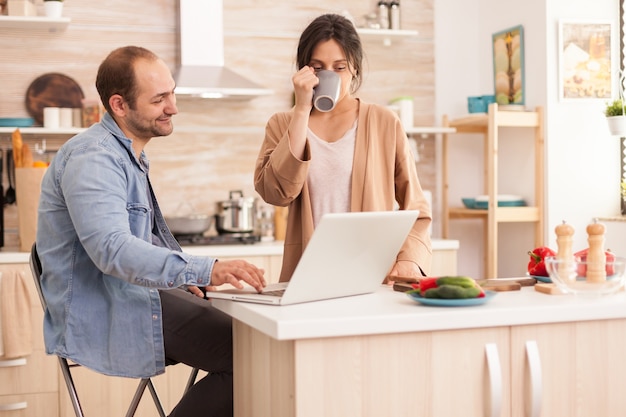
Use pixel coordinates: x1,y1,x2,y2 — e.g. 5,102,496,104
25,73,84,126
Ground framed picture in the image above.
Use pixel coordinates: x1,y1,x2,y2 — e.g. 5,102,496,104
492,25,525,107
558,19,612,101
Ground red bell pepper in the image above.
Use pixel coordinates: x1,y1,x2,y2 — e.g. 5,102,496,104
574,248,615,276
527,247,556,277
412,277,439,295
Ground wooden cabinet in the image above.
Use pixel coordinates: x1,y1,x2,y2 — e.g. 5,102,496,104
0,264,58,417
218,254,283,284
431,244,458,276
428,327,511,416
511,319,626,417
442,103,544,278
233,318,626,417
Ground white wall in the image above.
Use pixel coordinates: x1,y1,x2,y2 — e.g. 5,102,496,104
435,0,621,278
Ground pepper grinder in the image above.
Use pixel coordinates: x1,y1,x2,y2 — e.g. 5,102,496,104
555,221,575,282
585,220,606,283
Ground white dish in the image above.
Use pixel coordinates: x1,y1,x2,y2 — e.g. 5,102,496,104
475,194,524,202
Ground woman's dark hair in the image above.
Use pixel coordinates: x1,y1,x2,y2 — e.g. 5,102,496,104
297,14,363,93
95,46,158,114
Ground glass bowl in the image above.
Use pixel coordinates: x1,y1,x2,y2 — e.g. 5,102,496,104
545,256,626,296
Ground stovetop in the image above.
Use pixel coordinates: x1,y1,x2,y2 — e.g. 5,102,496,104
175,233,261,246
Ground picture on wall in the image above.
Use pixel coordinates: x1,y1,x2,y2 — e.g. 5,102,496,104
492,25,525,107
558,20,612,101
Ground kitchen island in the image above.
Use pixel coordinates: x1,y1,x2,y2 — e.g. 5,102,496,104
212,286,626,417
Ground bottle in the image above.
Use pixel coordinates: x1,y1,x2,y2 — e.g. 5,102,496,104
377,1,389,30
389,0,400,30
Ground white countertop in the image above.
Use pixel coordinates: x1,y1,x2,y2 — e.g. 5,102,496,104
0,238,458,264
211,286,626,341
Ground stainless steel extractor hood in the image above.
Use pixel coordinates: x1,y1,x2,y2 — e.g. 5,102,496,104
175,0,272,99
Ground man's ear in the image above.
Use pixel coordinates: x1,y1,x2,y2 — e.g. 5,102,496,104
108,94,126,116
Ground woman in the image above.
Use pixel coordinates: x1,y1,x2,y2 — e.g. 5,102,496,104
254,13,432,282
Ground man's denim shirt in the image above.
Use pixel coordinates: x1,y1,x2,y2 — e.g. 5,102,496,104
37,113,215,378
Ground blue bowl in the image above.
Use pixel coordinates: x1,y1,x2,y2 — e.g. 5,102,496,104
467,95,496,113
0,117,34,127
461,198,476,209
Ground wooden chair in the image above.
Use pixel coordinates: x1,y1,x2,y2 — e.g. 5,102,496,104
29,243,199,417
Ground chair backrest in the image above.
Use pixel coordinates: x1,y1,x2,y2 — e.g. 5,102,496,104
29,243,47,311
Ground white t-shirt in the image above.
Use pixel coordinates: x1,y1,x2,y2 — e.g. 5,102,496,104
306,121,357,227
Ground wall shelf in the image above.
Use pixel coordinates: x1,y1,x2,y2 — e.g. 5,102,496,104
0,15,70,31
356,28,418,46
0,127,84,135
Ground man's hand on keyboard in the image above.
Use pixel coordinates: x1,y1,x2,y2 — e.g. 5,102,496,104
208,259,267,293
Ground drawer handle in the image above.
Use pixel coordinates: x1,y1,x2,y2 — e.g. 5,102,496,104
525,340,542,417
0,358,27,368
485,343,502,417
0,402,27,411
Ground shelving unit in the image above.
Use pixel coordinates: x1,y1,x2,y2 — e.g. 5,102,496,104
441,103,544,278
0,15,70,31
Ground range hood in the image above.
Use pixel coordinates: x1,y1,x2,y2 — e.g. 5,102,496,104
175,0,272,99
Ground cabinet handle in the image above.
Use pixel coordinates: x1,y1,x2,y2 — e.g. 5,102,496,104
525,340,542,417
485,343,502,417
0,402,27,411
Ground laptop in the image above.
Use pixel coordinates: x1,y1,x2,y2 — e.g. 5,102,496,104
206,210,419,305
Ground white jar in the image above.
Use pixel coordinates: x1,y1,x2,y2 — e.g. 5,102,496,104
43,107,60,129
389,96,414,130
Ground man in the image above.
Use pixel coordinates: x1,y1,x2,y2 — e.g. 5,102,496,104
36,46,266,417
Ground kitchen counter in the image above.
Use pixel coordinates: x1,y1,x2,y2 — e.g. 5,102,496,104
0,238,458,264
215,284,626,417
212,285,626,340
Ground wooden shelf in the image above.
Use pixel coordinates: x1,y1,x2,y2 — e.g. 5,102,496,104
448,206,541,222
405,126,456,136
356,28,418,46
442,103,545,278
0,15,70,31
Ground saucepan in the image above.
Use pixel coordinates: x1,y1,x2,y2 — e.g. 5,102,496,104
165,214,213,236
215,190,256,234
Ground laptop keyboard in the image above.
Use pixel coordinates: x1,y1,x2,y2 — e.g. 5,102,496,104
262,288,286,297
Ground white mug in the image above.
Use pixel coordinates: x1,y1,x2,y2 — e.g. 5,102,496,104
43,107,60,129
313,70,341,112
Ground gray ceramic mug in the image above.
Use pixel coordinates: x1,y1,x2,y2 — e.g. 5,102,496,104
313,70,341,112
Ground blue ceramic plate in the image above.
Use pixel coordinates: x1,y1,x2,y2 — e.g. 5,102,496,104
406,290,497,307
461,197,526,209
527,274,551,283
0,117,34,127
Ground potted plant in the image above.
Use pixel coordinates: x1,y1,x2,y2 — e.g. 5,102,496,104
606,70,626,136
605,98,626,136
43,0,63,18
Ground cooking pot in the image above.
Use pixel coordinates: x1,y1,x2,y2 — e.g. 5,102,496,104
215,190,256,234
165,214,212,235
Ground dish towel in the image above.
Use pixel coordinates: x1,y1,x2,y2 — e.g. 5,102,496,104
0,269,33,359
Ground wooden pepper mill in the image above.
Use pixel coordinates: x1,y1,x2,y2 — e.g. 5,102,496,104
555,221,575,282
585,220,606,283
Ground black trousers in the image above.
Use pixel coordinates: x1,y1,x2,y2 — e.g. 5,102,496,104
160,288,233,417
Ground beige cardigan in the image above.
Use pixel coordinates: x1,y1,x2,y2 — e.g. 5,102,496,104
254,101,432,282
